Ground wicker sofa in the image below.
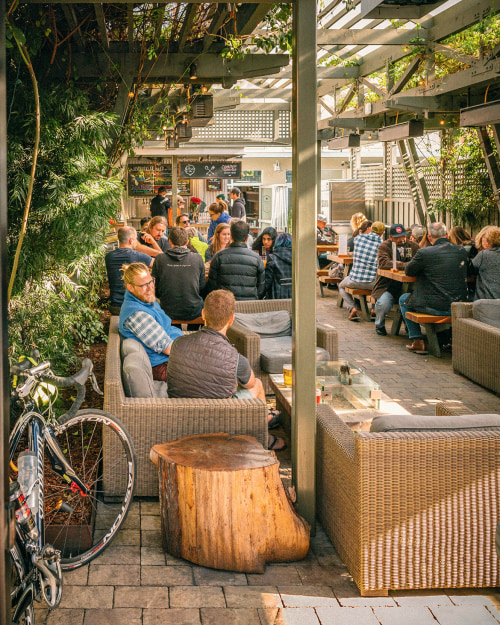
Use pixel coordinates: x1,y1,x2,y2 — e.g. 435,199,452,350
452,301,500,394
227,299,338,394
316,402,500,596
104,316,268,496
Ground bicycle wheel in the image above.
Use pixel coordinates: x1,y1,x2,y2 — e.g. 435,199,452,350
43,409,136,569
10,542,35,625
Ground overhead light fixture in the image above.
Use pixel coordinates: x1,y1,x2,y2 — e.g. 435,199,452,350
201,86,208,94
378,119,424,142
460,100,500,127
128,91,135,98
327,134,361,150
189,63,198,80
439,119,446,126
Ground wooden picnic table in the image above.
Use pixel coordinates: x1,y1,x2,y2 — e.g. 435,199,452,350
377,268,416,282
317,243,339,254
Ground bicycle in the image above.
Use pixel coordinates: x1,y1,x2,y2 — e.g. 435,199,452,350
9,353,137,624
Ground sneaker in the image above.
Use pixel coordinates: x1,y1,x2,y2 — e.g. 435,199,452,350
375,325,387,336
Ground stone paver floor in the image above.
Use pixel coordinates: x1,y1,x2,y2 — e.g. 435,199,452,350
36,287,500,625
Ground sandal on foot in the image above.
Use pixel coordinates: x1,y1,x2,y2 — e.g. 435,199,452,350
268,434,287,451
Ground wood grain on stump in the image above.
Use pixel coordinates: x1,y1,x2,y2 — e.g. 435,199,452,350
150,433,310,573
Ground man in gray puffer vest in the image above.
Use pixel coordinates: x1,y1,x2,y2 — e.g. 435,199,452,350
166,290,286,450
166,289,264,400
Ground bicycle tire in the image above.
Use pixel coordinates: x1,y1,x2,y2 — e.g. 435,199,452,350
43,409,136,569
10,542,35,625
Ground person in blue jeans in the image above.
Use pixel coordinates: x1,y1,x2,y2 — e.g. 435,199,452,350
371,224,419,336
399,222,470,355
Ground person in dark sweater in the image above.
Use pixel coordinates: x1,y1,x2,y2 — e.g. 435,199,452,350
136,216,171,257
229,187,246,220
399,222,470,355
166,289,285,451
206,220,265,300
152,227,206,330
265,232,292,299
105,226,153,314
150,186,171,219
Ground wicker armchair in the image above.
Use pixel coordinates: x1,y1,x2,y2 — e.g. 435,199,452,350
104,317,268,496
316,402,500,596
227,299,338,394
452,301,500,394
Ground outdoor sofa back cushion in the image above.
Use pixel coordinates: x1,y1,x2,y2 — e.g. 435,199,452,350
260,337,330,374
234,310,291,338
472,299,500,330
121,338,168,399
370,413,500,433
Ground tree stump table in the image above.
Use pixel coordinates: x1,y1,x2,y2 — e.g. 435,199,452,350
150,433,310,573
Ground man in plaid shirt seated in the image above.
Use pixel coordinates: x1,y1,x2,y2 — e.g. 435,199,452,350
338,221,385,321
118,262,183,381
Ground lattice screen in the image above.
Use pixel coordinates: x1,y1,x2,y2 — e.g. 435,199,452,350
192,110,291,141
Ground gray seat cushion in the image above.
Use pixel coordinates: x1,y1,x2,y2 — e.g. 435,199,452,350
370,413,500,433
121,338,168,399
472,299,500,330
234,310,291,338
260,337,330,374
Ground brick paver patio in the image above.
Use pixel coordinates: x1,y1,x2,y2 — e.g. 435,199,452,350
36,286,500,624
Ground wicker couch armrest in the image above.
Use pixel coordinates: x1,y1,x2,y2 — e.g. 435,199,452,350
435,400,473,416
227,321,261,374
451,301,473,321
317,323,339,361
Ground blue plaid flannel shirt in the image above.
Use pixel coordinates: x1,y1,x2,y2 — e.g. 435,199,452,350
350,232,382,282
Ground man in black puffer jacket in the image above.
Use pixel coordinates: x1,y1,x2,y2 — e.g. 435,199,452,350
400,221,470,354
206,220,265,300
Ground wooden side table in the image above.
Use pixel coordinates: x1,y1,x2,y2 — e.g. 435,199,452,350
150,433,310,573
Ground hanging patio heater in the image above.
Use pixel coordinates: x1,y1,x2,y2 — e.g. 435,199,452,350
378,119,424,142
459,100,500,127
176,122,193,142
327,134,361,150
189,95,214,127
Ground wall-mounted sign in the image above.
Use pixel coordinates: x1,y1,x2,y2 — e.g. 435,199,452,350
128,166,155,195
179,162,241,179
177,180,191,195
206,178,222,191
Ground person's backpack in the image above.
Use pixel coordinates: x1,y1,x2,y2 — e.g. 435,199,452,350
328,262,344,280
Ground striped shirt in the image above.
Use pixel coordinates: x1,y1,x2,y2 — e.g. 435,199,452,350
350,232,382,282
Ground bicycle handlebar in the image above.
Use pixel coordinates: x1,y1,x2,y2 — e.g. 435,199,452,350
12,358,94,420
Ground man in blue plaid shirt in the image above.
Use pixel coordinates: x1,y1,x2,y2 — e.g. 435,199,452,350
338,221,385,321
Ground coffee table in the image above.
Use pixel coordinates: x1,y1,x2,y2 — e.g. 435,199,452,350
269,360,383,433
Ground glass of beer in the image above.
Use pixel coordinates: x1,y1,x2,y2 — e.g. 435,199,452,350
283,364,292,387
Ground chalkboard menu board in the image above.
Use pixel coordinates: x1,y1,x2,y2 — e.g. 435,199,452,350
178,180,191,194
128,166,155,195
206,178,222,191
179,162,241,179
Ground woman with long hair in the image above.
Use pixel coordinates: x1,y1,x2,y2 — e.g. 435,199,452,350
252,227,277,258
265,233,292,299
207,199,231,243
205,223,231,262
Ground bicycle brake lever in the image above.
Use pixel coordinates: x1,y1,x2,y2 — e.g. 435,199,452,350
90,371,103,396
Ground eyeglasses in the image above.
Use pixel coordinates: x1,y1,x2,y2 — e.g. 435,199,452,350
133,278,155,290
180,219,189,224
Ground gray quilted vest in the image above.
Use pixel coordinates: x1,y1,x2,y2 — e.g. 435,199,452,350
166,327,239,398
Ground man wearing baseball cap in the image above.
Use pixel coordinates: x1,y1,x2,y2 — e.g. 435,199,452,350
371,224,419,335
338,221,385,321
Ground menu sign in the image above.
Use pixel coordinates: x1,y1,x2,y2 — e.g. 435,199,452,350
128,166,155,195
206,178,222,191
179,162,241,179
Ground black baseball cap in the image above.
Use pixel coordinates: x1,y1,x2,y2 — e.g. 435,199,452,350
389,224,408,238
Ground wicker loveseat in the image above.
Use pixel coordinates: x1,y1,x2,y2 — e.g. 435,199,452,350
104,316,268,496
316,402,500,596
227,299,338,394
452,301,500,394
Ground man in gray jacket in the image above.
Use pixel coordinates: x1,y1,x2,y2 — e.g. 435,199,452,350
166,289,285,450
229,187,246,220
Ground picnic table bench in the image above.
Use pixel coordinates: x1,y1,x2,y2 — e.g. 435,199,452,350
405,312,451,358
344,287,372,321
